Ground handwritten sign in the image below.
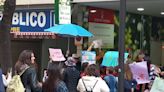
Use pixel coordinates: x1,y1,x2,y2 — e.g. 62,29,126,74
81,51,96,64
129,61,150,84
101,51,128,67
49,48,66,61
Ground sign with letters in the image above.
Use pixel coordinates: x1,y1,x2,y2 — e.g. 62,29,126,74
0,9,55,32
49,48,66,61
81,51,96,64
59,0,71,24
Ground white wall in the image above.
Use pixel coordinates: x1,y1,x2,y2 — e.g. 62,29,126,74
16,0,54,5
162,42,164,66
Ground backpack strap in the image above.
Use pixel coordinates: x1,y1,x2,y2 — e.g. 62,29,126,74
82,79,98,92
82,79,88,92
19,66,30,76
92,80,98,89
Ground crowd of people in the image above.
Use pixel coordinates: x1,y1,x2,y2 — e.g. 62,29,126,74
0,49,164,92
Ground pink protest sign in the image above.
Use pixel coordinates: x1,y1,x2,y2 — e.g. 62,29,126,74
49,48,66,61
129,61,150,84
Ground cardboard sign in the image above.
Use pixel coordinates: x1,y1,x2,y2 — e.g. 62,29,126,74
81,51,96,64
49,48,66,61
101,51,128,67
129,62,150,84
150,77,164,92
93,39,103,49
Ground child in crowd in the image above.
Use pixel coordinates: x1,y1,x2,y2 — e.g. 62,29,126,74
100,66,106,79
104,67,117,92
80,62,89,77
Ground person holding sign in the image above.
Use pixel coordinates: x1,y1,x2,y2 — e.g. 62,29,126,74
43,62,68,92
47,48,66,74
48,48,66,62
87,40,104,65
43,48,68,92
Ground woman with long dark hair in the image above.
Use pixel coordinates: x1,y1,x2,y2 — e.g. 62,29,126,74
15,50,42,92
43,62,68,92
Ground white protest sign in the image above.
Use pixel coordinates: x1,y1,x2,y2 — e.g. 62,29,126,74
49,48,66,61
129,61,150,84
93,39,103,49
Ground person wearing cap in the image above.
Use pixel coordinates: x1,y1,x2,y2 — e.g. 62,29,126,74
63,54,80,92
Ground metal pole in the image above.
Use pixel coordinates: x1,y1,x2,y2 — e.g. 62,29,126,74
55,0,59,24
118,0,126,92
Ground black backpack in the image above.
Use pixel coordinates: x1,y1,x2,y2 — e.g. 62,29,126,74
82,79,98,92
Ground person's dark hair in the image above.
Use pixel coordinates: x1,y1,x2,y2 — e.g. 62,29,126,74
15,50,34,73
18,50,34,65
81,62,89,72
100,66,106,75
144,55,151,90
106,67,114,74
144,55,151,73
85,64,98,76
127,54,132,59
43,62,63,92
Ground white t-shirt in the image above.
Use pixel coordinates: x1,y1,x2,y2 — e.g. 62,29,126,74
2,73,12,87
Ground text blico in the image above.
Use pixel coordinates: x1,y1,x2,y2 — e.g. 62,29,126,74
12,12,46,28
